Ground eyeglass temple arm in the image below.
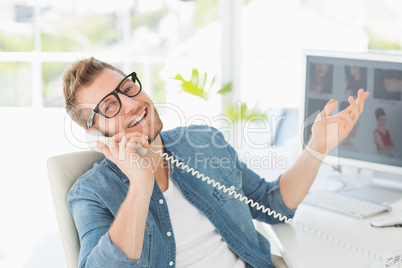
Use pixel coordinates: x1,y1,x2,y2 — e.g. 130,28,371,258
87,111,96,129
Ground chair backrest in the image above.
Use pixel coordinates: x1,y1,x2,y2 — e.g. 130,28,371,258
47,151,104,268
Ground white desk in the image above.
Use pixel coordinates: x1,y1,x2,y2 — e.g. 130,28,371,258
263,196,402,268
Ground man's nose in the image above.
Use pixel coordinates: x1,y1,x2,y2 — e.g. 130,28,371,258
119,93,139,114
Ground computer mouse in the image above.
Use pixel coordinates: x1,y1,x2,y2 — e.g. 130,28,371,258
370,216,402,228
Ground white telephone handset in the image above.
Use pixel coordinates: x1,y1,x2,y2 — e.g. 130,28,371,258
85,130,148,156
84,129,398,267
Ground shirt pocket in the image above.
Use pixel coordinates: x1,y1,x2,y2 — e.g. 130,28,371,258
138,223,154,267
212,168,242,205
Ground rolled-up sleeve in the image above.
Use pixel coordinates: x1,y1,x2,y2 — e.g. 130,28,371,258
68,188,140,268
85,233,139,268
262,177,296,223
237,161,296,224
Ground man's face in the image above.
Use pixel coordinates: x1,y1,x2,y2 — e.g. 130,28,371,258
76,68,163,142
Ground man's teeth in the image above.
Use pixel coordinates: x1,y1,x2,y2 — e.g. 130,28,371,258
128,110,146,128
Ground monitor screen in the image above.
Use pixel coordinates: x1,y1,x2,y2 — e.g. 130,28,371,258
302,51,402,174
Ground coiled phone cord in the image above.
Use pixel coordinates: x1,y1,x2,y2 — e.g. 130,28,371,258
149,148,401,267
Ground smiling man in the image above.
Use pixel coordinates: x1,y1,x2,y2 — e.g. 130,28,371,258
63,57,369,268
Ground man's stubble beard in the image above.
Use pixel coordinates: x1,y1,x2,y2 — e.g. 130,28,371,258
146,105,163,144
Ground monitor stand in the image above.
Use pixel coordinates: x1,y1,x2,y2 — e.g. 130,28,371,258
336,168,402,205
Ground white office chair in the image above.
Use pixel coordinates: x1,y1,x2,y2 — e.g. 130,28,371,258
47,151,104,268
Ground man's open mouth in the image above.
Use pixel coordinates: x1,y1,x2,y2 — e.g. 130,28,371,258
128,109,147,128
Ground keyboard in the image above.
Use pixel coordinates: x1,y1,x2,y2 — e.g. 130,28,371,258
303,190,392,219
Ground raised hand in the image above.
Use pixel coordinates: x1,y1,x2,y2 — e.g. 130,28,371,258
308,89,370,154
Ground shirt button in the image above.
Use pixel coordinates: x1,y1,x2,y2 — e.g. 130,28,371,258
230,186,235,190
169,261,174,266
159,199,164,204
167,231,172,237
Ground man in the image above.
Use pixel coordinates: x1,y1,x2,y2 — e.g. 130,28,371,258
63,57,369,268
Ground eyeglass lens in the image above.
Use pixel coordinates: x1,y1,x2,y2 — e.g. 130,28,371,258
98,74,140,117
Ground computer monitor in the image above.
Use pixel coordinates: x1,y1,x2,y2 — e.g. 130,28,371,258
301,50,402,201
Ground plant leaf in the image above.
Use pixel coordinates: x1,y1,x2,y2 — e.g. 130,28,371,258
217,82,232,94
202,72,208,92
173,74,185,82
211,75,216,87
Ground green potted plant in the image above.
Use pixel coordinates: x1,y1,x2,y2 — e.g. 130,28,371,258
173,68,265,122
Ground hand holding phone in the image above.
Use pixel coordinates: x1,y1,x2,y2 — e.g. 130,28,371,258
86,130,153,189
86,130,148,156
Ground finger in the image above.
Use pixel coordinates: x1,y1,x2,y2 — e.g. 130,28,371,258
363,91,370,100
107,137,120,160
124,132,146,141
112,132,126,143
119,135,128,161
126,136,144,150
97,141,114,160
124,133,149,148
124,137,144,160
138,135,150,148
126,136,150,157
112,132,147,151
120,135,128,149
142,134,150,147
325,99,337,113
355,89,370,113
322,99,338,120
356,89,363,110
348,95,359,120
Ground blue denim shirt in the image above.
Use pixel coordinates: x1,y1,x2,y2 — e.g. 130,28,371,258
68,125,296,268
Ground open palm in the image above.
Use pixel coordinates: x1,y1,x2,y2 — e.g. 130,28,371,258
308,89,370,154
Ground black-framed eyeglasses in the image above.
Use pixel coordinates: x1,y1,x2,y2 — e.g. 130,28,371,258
86,72,142,129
